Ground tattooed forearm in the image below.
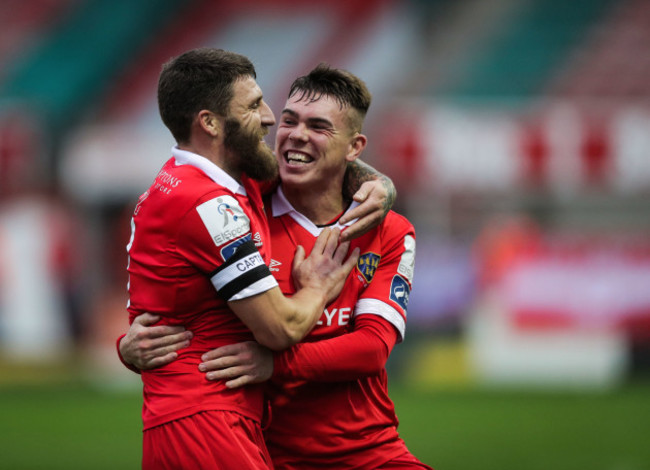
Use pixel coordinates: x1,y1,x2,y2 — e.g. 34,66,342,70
379,176,395,215
344,159,396,213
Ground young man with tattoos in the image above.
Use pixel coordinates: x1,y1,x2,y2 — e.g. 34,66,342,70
121,63,431,469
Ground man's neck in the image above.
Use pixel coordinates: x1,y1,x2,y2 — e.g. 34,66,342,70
281,184,346,226
177,142,240,183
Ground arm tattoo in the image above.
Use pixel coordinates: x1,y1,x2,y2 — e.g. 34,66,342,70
344,160,396,214
379,176,395,215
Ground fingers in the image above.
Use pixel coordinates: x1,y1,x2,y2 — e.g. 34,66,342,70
338,187,383,242
292,245,306,272
146,325,191,341
311,226,333,254
133,312,161,326
199,342,253,371
198,341,272,388
153,330,192,350
204,365,245,381
322,227,340,258
147,351,179,369
332,239,351,264
339,214,379,242
137,334,191,370
205,367,255,389
200,356,255,388
132,313,188,340
339,203,373,226
304,227,351,264
201,343,242,362
225,375,254,389
344,247,361,271
352,187,369,202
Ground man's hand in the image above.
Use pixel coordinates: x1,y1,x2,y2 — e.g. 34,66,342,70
199,341,273,389
292,227,360,305
119,313,192,370
339,178,395,242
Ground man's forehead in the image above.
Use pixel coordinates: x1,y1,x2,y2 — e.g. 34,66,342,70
283,94,344,118
233,75,263,100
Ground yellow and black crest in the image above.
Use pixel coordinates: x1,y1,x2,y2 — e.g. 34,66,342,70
357,252,381,283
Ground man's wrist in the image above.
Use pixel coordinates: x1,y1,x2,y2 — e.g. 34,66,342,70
116,334,141,375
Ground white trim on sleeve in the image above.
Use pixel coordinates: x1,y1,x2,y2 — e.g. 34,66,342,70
354,298,406,342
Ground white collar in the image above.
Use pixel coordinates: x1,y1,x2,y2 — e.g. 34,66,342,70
172,146,246,196
271,186,359,237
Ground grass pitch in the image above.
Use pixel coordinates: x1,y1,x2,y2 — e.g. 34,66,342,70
1,376,649,469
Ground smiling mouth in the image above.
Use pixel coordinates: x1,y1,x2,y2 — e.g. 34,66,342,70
284,151,314,165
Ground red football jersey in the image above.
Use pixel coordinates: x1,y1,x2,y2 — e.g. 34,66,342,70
127,147,277,430
264,187,417,469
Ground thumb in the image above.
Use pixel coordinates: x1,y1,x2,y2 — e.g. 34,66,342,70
292,245,306,271
135,312,161,326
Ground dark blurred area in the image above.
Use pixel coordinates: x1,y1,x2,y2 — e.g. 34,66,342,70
1,0,650,391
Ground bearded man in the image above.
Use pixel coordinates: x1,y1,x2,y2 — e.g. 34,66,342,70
125,48,393,469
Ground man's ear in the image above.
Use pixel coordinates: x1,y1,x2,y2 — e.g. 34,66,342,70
345,133,368,163
197,110,222,137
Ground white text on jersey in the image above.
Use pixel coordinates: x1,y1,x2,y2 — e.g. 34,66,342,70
317,307,352,327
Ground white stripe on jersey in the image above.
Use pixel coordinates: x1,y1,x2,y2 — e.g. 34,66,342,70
354,298,406,342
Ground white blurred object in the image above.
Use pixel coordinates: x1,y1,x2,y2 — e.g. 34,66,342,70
60,124,174,202
467,291,628,390
0,197,71,359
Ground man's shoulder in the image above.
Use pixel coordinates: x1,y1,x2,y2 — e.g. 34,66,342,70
150,162,238,207
381,210,415,236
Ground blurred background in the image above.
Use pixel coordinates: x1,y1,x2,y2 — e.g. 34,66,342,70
1,0,650,468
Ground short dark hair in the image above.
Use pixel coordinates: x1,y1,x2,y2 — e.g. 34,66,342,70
288,63,372,132
157,48,256,143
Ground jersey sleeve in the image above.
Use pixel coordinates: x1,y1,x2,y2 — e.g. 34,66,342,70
272,315,398,382
355,218,416,341
177,194,277,301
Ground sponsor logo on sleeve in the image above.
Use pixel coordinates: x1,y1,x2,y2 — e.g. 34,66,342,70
357,252,381,283
220,233,252,261
390,275,411,311
197,195,251,246
397,235,415,282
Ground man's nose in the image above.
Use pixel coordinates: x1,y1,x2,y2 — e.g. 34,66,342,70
289,123,308,142
261,100,275,126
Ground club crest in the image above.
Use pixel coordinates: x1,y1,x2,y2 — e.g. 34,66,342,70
357,252,381,283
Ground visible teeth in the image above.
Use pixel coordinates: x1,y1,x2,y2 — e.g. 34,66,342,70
286,152,312,163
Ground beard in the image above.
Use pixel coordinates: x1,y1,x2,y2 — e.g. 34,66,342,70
224,118,278,182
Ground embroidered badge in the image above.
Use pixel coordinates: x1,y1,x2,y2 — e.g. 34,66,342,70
357,252,381,283
220,233,252,261
389,275,411,311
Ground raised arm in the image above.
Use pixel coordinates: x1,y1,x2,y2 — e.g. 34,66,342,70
119,227,359,372
339,159,396,242
228,227,359,351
